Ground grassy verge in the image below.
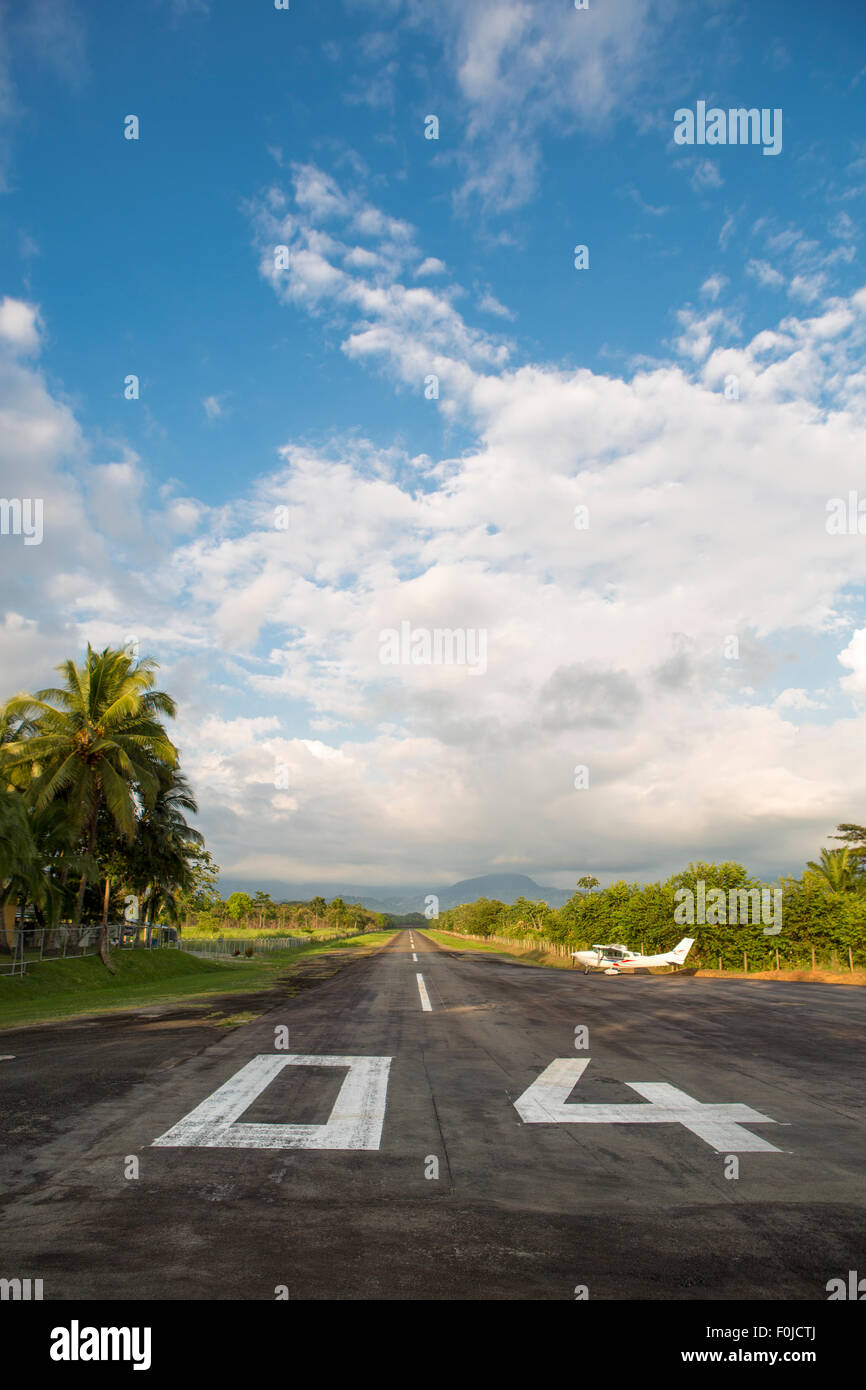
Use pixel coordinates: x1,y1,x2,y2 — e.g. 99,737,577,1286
182,926,361,942
422,929,575,969
0,931,396,1029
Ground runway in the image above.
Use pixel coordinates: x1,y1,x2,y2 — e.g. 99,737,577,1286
0,929,863,1300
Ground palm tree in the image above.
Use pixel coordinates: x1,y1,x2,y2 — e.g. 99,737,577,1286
832,823,866,876
805,847,861,894
0,645,178,964
128,770,204,934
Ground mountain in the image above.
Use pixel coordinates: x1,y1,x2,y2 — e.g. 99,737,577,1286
421,874,572,912
218,872,573,913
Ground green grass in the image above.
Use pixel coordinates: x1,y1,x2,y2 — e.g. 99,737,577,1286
421,929,575,968
308,931,395,951
422,929,521,955
182,925,377,941
0,931,397,1029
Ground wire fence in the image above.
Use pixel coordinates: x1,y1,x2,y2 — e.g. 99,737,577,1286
0,923,367,976
439,931,572,957
0,924,102,977
181,931,355,960
0,922,180,976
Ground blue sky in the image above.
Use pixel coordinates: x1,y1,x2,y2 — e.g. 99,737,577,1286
1,0,866,893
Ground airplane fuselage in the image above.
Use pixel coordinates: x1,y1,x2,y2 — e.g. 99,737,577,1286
572,938,695,974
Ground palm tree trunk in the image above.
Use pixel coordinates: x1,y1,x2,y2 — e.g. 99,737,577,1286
98,876,114,969
73,808,98,932
73,871,88,929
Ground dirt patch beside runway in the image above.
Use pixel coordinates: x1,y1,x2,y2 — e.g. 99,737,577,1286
694,968,866,985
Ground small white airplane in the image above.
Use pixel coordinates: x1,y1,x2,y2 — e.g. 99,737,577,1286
571,938,695,975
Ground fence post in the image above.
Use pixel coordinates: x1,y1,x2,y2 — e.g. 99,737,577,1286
718,955,722,972
743,951,748,972
775,949,780,971
850,947,855,973
811,945,816,971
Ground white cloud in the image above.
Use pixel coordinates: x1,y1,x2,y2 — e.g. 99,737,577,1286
673,305,740,361
773,688,827,712
414,257,446,278
838,629,866,696
700,274,727,303
6,171,866,888
746,259,785,290
356,0,673,215
789,272,829,304
477,290,515,319
678,157,723,193
0,296,41,353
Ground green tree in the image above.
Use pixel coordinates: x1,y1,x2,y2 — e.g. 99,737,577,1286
127,770,204,931
831,825,866,875
805,847,861,894
1,646,178,965
226,891,254,922
176,847,222,918
251,890,275,928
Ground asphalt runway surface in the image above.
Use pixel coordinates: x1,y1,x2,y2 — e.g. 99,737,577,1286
1,929,863,1300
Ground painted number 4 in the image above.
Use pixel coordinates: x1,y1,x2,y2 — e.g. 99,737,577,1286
514,1058,781,1152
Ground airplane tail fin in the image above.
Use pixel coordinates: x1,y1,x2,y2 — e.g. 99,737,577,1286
669,937,694,962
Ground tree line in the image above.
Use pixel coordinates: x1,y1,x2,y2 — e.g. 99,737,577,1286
435,834,866,971
187,889,386,936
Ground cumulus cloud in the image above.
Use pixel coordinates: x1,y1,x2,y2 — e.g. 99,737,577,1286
838,629,866,697
6,171,866,888
0,296,42,353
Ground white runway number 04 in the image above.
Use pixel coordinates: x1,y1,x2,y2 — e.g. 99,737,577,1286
152,1054,392,1151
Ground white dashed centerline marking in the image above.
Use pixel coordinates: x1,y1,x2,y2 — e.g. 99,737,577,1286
416,973,432,1012
412,952,418,961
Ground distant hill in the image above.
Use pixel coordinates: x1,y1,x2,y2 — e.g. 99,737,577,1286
421,874,572,912
218,872,573,913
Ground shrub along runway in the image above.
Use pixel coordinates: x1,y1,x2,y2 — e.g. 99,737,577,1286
0,930,863,1299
